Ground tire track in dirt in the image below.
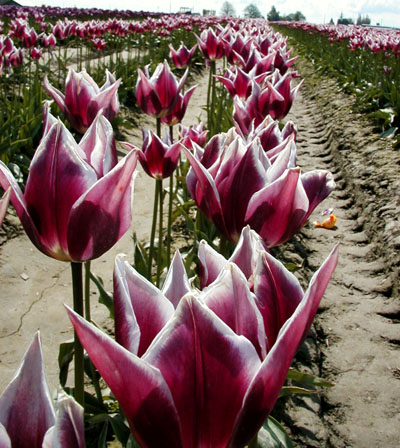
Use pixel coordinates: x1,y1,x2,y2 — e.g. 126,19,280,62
281,66,400,447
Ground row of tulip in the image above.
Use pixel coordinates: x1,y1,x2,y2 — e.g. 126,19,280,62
272,21,400,147
0,9,208,183
0,14,338,448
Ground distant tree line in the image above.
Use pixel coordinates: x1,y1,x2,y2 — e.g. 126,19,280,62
219,2,306,21
266,5,306,22
336,12,371,25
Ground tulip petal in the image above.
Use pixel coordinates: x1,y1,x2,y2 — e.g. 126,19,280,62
42,392,85,448
65,70,97,127
0,333,56,448
114,254,174,356
162,250,191,308
144,295,261,448
183,146,227,234
198,239,227,288
254,251,305,349
79,112,118,177
218,143,269,240
43,74,66,114
24,121,97,260
202,263,267,359
230,245,339,447
301,170,336,222
0,187,10,227
67,149,138,261
66,307,183,448
152,61,180,112
87,77,121,124
245,168,308,247
136,69,162,117
0,162,43,253
0,423,11,448
230,226,268,282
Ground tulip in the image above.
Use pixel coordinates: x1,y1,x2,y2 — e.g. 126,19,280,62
235,115,297,159
113,251,191,356
0,332,85,448
124,129,181,180
179,122,208,149
184,129,334,246
43,68,121,133
0,187,10,227
67,242,338,447
195,27,225,62
198,225,267,288
123,128,182,281
222,32,253,66
169,42,197,68
233,70,302,132
0,111,138,262
136,60,188,119
161,84,197,127
216,66,267,100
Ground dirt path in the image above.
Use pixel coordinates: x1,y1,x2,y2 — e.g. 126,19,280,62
283,60,400,447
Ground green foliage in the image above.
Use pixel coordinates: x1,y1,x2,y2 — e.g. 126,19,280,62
273,23,400,147
258,416,294,447
243,3,264,19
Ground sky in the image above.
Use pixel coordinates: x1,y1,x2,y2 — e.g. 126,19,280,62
21,0,400,28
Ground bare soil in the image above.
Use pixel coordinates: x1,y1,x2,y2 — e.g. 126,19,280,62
280,58,400,447
0,56,399,447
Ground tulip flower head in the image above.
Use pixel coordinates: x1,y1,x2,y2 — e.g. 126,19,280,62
0,108,138,262
179,122,208,149
124,129,181,180
169,42,197,68
67,232,338,448
43,68,121,134
195,27,225,62
161,84,197,126
185,128,334,246
0,332,85,448
136,60,189,118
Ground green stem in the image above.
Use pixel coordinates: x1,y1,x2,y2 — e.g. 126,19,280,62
210,60,216,133
167,174,173,267
207,62,213,130
84,261,103,404
156,178,163,287
147,179,159,281
84,261,91,321
167,125,174,267
247,433,258,448
156,117,161,138
71,262,84,407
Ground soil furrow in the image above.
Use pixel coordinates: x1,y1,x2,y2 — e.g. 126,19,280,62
282,61,400,447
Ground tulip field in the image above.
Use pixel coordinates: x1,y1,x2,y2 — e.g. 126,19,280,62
1,4,400,448
272,21,400,147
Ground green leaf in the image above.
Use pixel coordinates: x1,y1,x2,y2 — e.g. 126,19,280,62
380,126,398,138
286,368,334,388
58,339,74,387
127,434,142,448
257,416,294,448
97,421,109,448
279,386,316,398
109,413,131,445
132,233,150,278
90,272,114,319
